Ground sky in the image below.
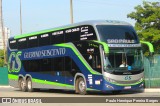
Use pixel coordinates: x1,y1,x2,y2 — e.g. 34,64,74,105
2,0,160,36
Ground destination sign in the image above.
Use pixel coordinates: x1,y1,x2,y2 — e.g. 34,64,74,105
107,39,135,44
108,44,141,47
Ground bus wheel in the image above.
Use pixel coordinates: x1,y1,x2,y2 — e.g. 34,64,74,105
18,78,23,91
19,78,27,92
76,77,87,95
26,78,34,92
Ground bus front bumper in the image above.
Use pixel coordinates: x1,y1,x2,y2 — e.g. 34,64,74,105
102,79,144,91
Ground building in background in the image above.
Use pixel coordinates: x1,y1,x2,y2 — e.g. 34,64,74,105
0,27,10,49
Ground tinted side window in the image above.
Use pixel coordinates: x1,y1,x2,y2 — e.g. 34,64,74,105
22,56,81,76
64,56,80,77
74,41,100,54
51,30,64,44
28,36,38,48
9,39,17,49
54,57,64,71
80,25,97,41
40,59,52,72
23,60,39,72
39,33,50,46
83,54,102,73
74,41,102,73
18,38,28,49
65,57,72,71
65,27,80,42
22,58,55,75
64,25,97,42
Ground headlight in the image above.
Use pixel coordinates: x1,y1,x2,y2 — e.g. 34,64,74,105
104,76,116,83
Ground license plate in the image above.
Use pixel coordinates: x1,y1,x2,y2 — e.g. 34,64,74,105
124,86,131,89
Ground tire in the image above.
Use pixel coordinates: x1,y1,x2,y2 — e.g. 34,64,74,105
26,77,34,92
76,77,87,95
18,78,23,91
19,78,27,92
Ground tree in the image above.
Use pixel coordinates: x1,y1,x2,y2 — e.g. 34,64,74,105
127,1,160,54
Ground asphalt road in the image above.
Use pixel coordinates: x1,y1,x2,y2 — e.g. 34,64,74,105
0,87,160,97
0,87,160,106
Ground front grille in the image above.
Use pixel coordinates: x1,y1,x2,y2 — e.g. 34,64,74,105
114,79,142,84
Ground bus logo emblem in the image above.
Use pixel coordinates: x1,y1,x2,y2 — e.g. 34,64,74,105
124,76,132,80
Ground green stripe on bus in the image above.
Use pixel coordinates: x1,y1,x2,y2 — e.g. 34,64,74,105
55,43,101,75
87,88,101,91
140,41,154,53
32,78,74,88
8,74,19,80
8,74,101,90
14,26,73,39
93,40,109,54
8,74,74,88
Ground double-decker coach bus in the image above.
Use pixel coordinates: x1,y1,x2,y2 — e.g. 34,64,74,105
8,20,154,94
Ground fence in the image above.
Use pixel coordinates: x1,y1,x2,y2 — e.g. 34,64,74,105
144,55,160,88
0,67,8,85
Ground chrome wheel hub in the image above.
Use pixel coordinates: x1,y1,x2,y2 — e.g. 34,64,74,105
79,80,85,92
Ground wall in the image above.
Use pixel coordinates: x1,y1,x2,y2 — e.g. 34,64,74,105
0,67,8,85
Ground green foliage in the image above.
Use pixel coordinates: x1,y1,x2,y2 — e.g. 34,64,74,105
0,49,4,67
127,1,160,53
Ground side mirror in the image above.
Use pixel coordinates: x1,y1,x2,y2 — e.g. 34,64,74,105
140,41,154,56
93,40,109,54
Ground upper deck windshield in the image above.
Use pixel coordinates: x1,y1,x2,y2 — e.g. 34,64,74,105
96,25,139,44
103,48,143,74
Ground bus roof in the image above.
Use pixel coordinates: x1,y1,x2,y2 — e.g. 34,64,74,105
13,20,131,39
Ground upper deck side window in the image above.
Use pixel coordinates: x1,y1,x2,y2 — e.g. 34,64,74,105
18,38,28,49
10,25,98,50
65,25,97,42
51,30,64,44
39,33,50,46
9,39,17,49
79,25,97,41
28,36,38,48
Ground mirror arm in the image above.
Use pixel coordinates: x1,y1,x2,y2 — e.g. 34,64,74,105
92,40,109,54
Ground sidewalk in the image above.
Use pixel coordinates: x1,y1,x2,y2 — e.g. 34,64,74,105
0,85,159,92
144,88,160,93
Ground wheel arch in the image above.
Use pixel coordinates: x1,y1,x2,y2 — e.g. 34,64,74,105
18,74,24,81
25,74,33,81
74,73,87,90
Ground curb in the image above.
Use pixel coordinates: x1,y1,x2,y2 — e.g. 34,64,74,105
0,85,14,88
144,89,160,93
0,86,159,92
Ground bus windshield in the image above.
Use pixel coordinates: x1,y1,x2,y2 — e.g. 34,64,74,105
96,25,139,44
103,48,143,73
